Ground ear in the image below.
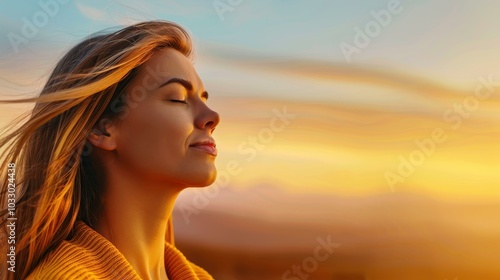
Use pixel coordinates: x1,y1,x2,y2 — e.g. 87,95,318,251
87,118,117,151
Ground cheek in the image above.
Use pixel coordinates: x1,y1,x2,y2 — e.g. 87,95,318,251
118,106,193,171
159,117,193,158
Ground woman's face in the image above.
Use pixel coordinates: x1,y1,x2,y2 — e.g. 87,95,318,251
108,48,220,188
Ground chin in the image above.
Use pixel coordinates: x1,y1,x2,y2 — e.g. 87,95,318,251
185,169,217,188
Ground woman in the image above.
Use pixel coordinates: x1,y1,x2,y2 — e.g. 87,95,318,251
0,20,219,280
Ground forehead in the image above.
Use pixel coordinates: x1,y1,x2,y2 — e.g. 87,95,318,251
131,48,203,89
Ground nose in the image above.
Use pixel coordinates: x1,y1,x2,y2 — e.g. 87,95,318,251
195,104,220,133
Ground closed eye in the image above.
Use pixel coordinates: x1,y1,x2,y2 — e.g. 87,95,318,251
170,100,187,104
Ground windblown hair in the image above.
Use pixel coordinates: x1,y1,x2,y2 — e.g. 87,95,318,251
0,20,192,280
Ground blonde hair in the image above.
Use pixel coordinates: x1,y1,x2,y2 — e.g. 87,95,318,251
0,20,192,280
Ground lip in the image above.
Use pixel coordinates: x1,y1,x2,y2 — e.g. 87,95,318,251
189,138,217,156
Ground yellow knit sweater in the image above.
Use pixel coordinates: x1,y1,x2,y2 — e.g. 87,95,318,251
26,221,214,280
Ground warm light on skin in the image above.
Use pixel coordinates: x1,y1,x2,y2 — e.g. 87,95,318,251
91,49,220,189
86,48,220,280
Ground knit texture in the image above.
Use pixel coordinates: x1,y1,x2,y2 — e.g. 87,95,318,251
26,221,214,280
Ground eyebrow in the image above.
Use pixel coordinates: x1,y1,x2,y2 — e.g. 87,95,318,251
158,77,209,99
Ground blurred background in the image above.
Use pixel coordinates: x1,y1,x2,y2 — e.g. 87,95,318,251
1,1,500,279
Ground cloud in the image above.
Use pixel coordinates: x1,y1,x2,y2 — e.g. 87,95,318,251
75,2,109,21
74,0,156,29
199,44,500,105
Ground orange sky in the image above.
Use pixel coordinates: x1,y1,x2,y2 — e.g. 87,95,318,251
2,3,500,279
2,0,500,203
2,50,500,202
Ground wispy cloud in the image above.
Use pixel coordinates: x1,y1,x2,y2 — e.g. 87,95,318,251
74,0,156,30
199,44,500,105
75,2,108,21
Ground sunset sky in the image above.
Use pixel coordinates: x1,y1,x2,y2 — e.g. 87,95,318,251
1,0,500,202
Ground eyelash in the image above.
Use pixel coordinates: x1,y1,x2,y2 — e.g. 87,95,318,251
170,99,187,104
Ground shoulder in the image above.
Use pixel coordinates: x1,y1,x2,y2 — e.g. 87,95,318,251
189,261,215,280
164,241,215,280
27,221,140,280
26,239,102,279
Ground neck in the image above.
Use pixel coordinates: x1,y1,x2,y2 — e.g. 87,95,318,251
94,168,182,280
